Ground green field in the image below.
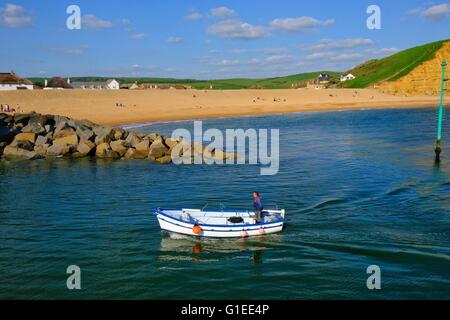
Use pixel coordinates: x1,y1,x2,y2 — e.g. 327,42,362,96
29,71,340,90
342,40,447,88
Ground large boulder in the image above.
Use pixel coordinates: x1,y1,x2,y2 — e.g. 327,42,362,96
135,140,150,158
77,140,96,156
164,137,178,149
113,128,126,141
96,142,119,158
3,145,38,160
93,126,114,145
53,130,78,146
54,119,73,135
110,140,128,157
11,132,36,146
34,144,50,157
123,148,139,160
35,135,50,147
47,144,73,157
147,133,160,142
76,126,94,142
22,122,45,134
29,114,48,126
125,132,142,148
148,140,169,159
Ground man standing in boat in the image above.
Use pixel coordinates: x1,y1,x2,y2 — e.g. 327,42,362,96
253,192,264,223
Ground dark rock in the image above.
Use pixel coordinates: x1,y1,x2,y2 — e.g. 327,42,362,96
16,141,34,151
14,113,34,125
28,114,48,127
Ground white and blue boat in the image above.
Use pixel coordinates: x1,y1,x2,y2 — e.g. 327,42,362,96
155,208,286,238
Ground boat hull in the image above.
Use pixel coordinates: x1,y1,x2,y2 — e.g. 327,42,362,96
156,210,285,238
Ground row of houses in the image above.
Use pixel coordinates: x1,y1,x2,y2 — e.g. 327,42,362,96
1,70,357,91
317,73,356,84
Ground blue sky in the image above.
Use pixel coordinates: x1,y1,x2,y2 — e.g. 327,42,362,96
0,0,449,79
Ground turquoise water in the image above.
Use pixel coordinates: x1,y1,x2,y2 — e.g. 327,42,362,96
0,108,449,299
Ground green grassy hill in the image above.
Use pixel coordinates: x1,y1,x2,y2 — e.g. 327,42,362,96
342,40,447,88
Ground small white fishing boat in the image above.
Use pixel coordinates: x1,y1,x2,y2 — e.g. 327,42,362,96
155,208,286,238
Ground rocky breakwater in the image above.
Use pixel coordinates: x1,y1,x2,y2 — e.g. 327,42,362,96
0,112,236,163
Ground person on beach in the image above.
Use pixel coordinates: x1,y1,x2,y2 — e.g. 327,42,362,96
253,192,264,223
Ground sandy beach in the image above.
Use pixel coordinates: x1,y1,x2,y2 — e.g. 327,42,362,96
0,88,444,126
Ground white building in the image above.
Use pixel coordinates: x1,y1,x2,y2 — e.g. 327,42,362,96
0,71,34,91
106,79,120,90
340,73,356,82
71,79,120,90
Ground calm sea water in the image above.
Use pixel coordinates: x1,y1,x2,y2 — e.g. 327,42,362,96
0,108,449,300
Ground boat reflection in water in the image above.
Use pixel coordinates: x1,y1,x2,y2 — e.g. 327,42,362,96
158,231,283,265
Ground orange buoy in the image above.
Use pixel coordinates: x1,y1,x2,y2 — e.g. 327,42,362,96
193,225,203,235
259,228,266,235
192,244,202,255
240,230,249,238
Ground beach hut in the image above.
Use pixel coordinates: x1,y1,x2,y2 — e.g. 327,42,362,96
0,71,34,91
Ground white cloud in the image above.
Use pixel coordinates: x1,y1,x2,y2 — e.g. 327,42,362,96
270,16,335,32
208,19,269,39
185,11,203,20
377,47,399,55
210,7,236,18
309,38,374,51
409,3,450,21
131,33,146,40
81,14,113,29
120,18,131,25
0,3,32,28
305,51,363,62
422,4,450,20
213,59,241,66
167,36,183,43
265,54,294,63
48,46,88,55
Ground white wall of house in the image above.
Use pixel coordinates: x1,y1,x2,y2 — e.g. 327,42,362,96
0,84,34,91
340,74,356,82
107,80,120,90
